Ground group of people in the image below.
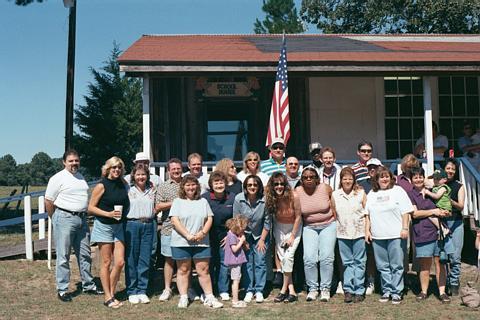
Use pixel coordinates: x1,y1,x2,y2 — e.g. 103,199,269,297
45,137,480,310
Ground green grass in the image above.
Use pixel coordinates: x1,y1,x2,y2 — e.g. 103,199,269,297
0,256,479,320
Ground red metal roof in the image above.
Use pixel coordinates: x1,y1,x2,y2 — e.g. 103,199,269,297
118,34,480,66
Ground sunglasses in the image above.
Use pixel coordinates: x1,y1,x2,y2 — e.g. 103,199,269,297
111,165,122,170
246,183,258,187
246,158,258,162
273,182,284,187
359,149,372,154
271,145,284,150
302,175,316,180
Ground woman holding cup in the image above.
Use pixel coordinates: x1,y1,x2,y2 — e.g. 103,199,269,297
89,156,129,308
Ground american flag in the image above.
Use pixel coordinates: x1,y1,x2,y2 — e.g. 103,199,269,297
266,35,290,147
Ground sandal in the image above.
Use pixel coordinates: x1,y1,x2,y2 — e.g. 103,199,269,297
104,297,121,309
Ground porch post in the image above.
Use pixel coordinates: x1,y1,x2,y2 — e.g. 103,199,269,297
423,77,434,174
142,76,151,159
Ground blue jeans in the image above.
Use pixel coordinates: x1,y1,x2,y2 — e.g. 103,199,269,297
302,222,337,291
210,244,230,294
125,220,154,295
372,238,406,296
338,238,366,295
445,219,464,286
53,209,95,294
242,234,269,294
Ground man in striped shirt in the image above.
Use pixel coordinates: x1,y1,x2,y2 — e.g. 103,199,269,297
351,141,374,183
260,137,286,176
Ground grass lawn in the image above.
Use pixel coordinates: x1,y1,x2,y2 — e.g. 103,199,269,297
0,254,479,320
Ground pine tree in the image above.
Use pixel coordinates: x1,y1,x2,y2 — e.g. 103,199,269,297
254,0,305,34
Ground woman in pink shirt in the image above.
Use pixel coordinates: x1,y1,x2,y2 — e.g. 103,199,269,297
296,167,336,302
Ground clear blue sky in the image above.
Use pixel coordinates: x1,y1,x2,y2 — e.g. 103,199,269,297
0,0,307,164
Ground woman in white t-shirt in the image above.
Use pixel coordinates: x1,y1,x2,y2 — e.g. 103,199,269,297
365,167,413,305
169,175,223,309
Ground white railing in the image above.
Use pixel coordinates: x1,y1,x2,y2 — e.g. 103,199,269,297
458,158,480,221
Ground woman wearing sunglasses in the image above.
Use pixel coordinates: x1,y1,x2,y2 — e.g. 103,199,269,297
237,151,269,186
215,158,242,195
296,167,336,302
233,175,271,303
265,173,302,303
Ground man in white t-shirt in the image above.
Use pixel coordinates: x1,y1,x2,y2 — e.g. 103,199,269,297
183,153,209,194
45,150,102,302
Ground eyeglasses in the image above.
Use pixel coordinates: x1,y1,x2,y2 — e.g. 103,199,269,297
359,149,372,154
302,175,316,180
287,163,299,166
246,183,258,187
246,158,258,162
271,145,284,150
273,182,284,187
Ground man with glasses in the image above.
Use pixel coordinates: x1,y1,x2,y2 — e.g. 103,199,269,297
260,137,287,176
285,156,301,189
351,141,374,183
45,149,103,302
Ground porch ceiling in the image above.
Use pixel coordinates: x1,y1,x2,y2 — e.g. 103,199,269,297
119,34,480,75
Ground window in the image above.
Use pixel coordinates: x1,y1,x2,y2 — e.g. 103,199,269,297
438,77,480,155
207,120,248,161
384,77,424,159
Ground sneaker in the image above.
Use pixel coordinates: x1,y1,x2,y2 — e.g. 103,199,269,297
415,292,427,301
378,293,390,303
178,295,189,308
129,294,140,304
204,296,223,309
199,293,206,303
344,292,353,303
219,292,230,301
353,294,365,303
255,292,264,303
187,288,200,302
306,290,318,302
137,294,150,304
439,293,451,304
320,289,330,302
336,282,344,295
365,278,375,295
244,292,254,303
158,288,172,302
391,294,402,305
57,292,72,303
232,300,247,308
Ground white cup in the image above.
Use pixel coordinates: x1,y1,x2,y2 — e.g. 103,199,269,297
113,205,123,220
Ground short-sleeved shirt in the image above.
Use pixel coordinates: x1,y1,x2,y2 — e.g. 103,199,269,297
202,191,235,244
407,188,438,244
432,184,452,211
365,185,414,239
260,158,286,176
126,185,158,220
415,134,449,161
224,230,247,266
351,162,369,182
169,197,213,247
45,169,89,212
233,193,270,239
158,179,181,235
333,188,366,239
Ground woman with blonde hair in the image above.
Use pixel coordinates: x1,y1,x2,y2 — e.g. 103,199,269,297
265,172,302,303
88,156,129,308
215,158,242,195
237,151,269,186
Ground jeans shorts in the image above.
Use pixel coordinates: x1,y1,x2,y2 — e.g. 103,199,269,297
171,246,211,260
161,234,172,258
90,219,124,243
416,237,455,258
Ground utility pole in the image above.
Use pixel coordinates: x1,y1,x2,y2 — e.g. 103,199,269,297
64,0,76,151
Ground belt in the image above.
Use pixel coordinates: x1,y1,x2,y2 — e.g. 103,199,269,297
127,217,153,223
57,207,87,216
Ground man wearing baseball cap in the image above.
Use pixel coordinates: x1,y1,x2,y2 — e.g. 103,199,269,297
306,142,323,173
260,137,287,176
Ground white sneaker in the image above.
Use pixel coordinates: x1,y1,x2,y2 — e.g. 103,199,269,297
203,296,223,309
255,292,264,303
320,289,330,302
158,288,172,301
244,292,254,303
187,288,200,301
137,294,150,304
178,295,189,308
219,292,230,301
129,294,140,304
336,282,344,295
365,278,375,295
306,290,318,302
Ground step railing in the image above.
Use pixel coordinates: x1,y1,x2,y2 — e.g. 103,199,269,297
458,158,480,222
